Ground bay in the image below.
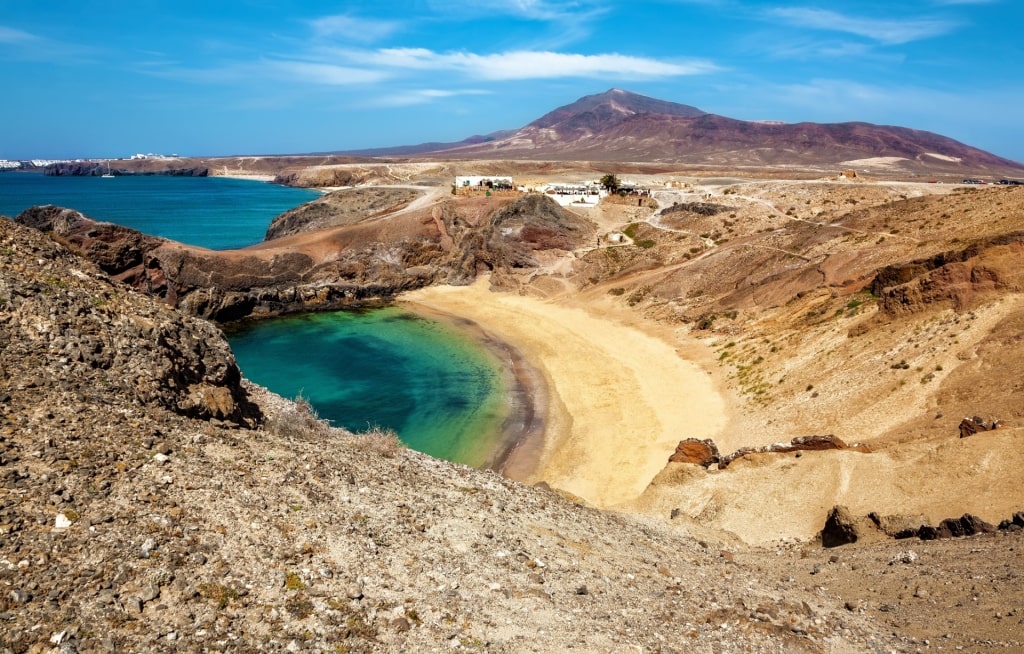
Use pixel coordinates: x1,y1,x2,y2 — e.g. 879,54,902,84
226,308,510,468
0,171,509,467
0,172,318,250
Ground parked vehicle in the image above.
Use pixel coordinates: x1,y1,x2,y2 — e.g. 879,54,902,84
997,179,1022,185
962,178,986,184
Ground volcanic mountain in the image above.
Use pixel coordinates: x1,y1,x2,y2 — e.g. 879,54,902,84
344,88,1024,175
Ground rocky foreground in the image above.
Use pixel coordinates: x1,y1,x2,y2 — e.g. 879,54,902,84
0,197,921,651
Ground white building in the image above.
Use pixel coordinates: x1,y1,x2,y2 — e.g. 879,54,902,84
454,176,514,190
540,182,608,206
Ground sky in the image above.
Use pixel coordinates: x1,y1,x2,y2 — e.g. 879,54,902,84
1,0,1022,162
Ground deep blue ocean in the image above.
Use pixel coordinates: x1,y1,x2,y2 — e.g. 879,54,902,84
0,172,508,466
0,171,317,249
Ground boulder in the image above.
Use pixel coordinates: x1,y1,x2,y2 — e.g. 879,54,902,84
868,513,930,539
940,514,997,537
668,438,720,467
821,506,885,548
959,415,1003,438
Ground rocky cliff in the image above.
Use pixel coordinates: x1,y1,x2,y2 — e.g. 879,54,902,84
13,193,595,322
0,218,258,426
43,163,209,177
0,216,904,653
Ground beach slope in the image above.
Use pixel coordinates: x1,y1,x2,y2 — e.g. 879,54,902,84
403,277,726,508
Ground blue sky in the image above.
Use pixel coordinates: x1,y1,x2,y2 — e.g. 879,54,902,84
1,0,1021,162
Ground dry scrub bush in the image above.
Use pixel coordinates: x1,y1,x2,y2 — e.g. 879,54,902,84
352,426,403,458
269,395,331,440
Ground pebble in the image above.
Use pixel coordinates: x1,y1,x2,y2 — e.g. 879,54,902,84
9,589,32,604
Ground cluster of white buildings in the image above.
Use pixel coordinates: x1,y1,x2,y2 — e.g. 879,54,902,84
454,175,620,206
0,158,80,169
129,152,177,160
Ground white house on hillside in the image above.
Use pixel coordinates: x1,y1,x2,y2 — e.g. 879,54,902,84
454,176,513,190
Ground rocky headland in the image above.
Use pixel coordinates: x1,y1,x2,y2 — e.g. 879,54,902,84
12,191,594,323
43,163,208,178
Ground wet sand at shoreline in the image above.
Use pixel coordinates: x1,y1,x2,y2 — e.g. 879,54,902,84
402,277,728,509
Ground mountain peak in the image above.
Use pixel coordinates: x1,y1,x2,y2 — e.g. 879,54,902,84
528,89,707,131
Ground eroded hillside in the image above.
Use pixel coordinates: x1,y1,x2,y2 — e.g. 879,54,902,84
546,181,1024,543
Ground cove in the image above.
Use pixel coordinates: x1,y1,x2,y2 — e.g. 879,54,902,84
226,307,513,468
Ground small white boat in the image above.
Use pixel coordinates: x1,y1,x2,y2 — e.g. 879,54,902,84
101,162,114,178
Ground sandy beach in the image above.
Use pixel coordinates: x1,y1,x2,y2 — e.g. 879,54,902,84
402,277,727,508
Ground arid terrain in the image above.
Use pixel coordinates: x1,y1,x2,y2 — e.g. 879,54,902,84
4,149,1024,652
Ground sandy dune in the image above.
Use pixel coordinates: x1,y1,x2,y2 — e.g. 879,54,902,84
402,277,726,508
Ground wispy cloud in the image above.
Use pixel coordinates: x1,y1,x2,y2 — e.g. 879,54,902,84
308,15,401,43
0,25,37,44
264,60,391,85
767,7,957,44
369,88,492,107
334,47,718,80
427,0,608,21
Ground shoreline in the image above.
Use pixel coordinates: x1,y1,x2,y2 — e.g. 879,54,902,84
403,304,548,480
210,172,278,183
401,277,728,508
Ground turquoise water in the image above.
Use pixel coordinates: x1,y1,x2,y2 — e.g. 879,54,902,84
0,172,317,250
0,171,510,467
226,308,509,468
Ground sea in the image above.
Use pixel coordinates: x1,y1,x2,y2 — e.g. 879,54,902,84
0,171,510,467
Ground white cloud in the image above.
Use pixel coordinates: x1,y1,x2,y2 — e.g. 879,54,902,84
342,48,718,80
369,88,492,107
767,7,957,44
427,0,607,21
267,60,390,85
0,25,36,44
308,15,401,42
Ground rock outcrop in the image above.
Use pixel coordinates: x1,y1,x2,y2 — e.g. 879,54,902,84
959,415,1003,438
824,507,1018,545
442,193,596,287
15,193,594,322
821,506,886,548
43,162,208,177
668,434,870,469
668,438,720,467
871,233,1024,316
264,187,421,240
0,218,259,425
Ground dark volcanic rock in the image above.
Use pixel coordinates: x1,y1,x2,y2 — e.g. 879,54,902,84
0,219,259,425
958,415,1003,438
16,193,592,322
43,162,208,177
16,205,166,281
868,513,931,539
939,514,997,537
821,506,885,548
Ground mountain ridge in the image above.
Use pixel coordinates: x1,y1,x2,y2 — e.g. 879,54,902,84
330,89,1024,174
